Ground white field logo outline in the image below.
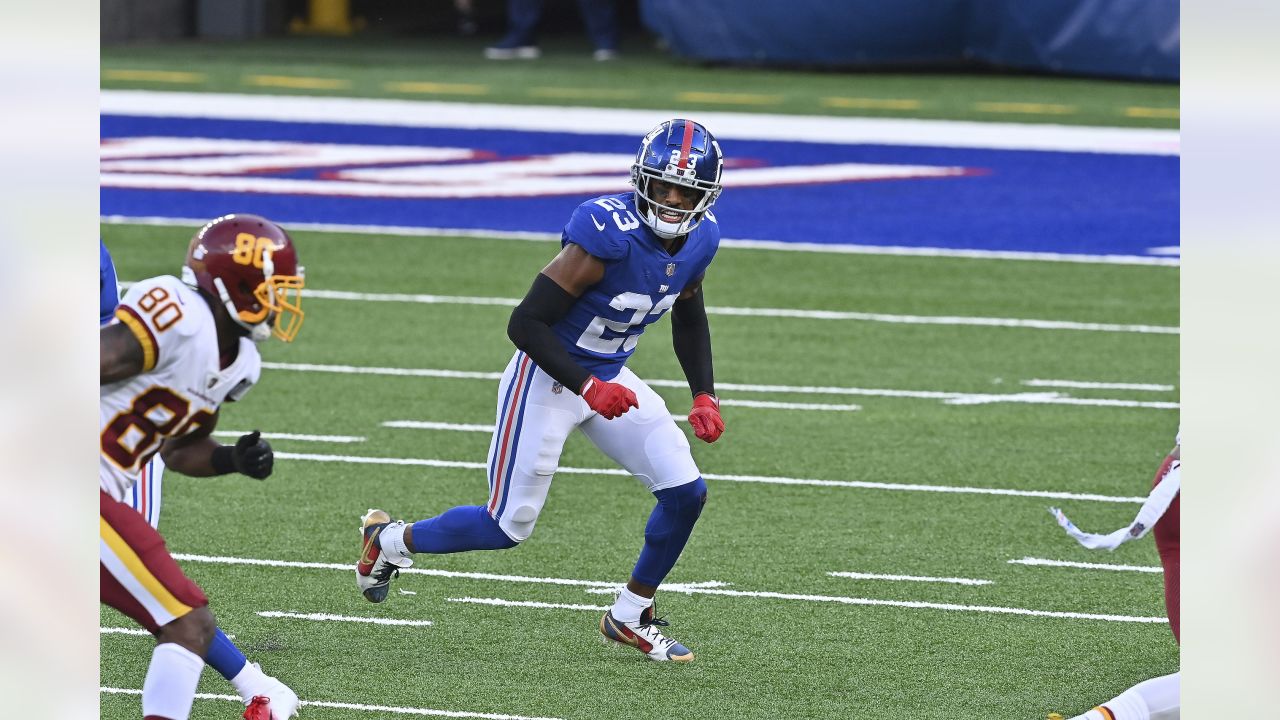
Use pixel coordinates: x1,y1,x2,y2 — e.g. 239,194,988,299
100,136,975,199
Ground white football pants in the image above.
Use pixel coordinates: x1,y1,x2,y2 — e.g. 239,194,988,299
485,351,701,542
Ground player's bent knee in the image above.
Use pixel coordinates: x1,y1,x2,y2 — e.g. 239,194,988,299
157,606,216,657
668,477,708,519
501,504,541,544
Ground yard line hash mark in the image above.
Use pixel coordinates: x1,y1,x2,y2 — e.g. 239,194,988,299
169,552,1164,624
215,430,366,443
1021,379,1174,392
447,597,610,612
102,627,234,639
827,571,993,586
298,288,1178,335
103,69,205,83
272,451,1148,504
581,585,1163,624
1009,557,1163,573
245,75,351,90
385,420,496,432
100,688,564,719
256,611,434,626
262,361,1179,411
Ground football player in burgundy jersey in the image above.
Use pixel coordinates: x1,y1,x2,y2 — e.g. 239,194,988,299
357,119,726,662
100,216,303,719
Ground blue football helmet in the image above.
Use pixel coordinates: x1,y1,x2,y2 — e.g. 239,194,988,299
630,119,724,239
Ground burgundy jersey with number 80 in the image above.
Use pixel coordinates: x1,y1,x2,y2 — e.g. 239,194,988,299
100,275,261,501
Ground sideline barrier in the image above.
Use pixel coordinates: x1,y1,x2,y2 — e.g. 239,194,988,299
640,0,1178,81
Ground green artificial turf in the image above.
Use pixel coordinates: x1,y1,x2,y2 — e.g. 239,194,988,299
100,221,1178,719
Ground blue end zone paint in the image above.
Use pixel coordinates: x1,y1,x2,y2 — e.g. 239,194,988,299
101,115,1178,257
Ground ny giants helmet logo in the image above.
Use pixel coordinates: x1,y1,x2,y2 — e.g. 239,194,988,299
666,150,698,178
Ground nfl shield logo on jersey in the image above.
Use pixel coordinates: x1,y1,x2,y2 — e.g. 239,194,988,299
665,263,676,277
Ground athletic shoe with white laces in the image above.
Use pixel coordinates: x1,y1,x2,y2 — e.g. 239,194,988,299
356,509,411,603
600,603,694,662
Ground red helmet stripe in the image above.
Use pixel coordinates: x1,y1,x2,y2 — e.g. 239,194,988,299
677,120,695,169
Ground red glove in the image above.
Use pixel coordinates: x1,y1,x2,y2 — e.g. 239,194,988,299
688,393,724,443
580,376,638,419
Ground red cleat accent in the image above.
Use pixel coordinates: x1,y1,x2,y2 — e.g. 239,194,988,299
243,695,272,720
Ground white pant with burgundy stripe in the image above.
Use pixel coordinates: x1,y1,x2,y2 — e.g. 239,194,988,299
486,351,701,542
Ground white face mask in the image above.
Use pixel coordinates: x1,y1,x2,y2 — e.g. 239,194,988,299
633,175,718,239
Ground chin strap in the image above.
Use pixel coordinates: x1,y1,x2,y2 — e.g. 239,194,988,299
212,276,272,342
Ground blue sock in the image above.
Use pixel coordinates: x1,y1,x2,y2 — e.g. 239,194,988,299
411,505,518,554
632,478,707,587
205,627,247,681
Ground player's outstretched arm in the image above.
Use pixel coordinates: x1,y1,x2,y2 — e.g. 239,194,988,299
507,243,638,419
100,322,146,384
672,282,723,442
161,412,274,479
1050,446,1180,550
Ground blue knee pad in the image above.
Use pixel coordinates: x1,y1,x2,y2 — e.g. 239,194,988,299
632,478,707,587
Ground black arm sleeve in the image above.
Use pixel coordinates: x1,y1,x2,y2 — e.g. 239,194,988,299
671,286,715,398
507,273,593,393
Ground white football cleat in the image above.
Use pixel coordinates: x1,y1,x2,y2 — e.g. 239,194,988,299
600,604,694,662
356,509,411,603
238,665,299,719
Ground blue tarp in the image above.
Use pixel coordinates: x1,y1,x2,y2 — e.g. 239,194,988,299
640,0,1178,81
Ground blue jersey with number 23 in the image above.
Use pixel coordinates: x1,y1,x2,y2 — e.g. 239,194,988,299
551,192,719,381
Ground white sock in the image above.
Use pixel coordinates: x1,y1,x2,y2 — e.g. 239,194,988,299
1135,672,1180,720
229,661,267,703
610,588,652,624
378,521,412,564
1070,672,1178,720
142,643,204,720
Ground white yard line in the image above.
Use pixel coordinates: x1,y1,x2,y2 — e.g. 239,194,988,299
583,585,1164,624
100,627,151,636
287,287,1182,335
173,552,622,589
101,626,233,639
115,282,1178,335
262,361,1179,411
256,610,433,626
447,597,610,612
827,571,993,586
1008,557,1163,573
384,420,496,432
101,215,1180,267
214,430,366,443
100,91,1180,156
1021,379,1175,392
100,688,563,720
271,450,1147,504
719,399,862,411
168,552,1163,624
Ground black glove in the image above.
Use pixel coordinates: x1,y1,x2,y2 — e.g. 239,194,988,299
232,430,274,479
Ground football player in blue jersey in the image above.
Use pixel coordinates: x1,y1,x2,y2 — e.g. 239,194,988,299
100,238,120,324
357,119,726,662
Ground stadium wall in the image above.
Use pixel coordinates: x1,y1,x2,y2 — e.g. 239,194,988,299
640,0,1178,81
